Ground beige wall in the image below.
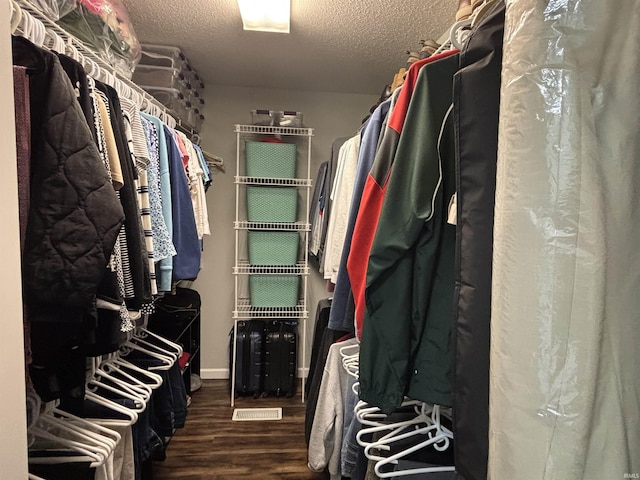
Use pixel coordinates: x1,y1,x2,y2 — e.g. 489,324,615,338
195,85,377,377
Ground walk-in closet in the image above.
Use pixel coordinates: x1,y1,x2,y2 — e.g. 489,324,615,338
2,0,640,479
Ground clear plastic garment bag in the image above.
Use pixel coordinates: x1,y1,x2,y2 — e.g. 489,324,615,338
490,0,640,478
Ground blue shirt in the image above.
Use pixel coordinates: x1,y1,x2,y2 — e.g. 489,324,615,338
164,125,201,280
328,99,391,331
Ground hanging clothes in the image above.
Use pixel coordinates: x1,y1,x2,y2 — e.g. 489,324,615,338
358,51,459,413
323,133,361,284
57,53,96,142
490,0,640,478
176,130,210,240
317,137,350,273
192,144,212,192
13,35,124,322
304,299,351,445
309,161,329,258
308,337,359,480
140,116,176,265
12,35,124,407
96,81,152,312
328,97,392,333
13,17,206,477
141,113,174,292
91,89,132,340
347,49,458,341
163,125,201,281
451,2,505,480
121,97,157,297
95,92,125,190
95,87,139,313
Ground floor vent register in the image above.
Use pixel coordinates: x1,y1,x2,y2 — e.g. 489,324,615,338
232,407,283,421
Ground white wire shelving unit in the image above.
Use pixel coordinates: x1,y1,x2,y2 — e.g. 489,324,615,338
231,124,314,407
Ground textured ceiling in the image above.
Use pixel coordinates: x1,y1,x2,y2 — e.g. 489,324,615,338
122,0,458,95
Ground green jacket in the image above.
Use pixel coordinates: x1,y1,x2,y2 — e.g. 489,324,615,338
359,53,459,413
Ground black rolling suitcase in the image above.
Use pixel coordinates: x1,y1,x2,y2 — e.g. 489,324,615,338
230,320,265,398
264,320,297,397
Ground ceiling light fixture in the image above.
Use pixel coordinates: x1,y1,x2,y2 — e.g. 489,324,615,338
237,0,290,33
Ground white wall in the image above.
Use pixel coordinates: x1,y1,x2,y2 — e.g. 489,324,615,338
1,0,29,476
195,85,377,378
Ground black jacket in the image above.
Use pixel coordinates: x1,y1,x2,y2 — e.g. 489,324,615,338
13,36,124,323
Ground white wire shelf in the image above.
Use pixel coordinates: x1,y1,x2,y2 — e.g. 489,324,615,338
233,262,309,275
233,300,309,319
235,124,314,136
232,121,312,407
234,221,310,231
235,176,312,187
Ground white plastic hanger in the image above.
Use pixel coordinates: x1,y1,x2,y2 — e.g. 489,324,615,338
86,377,147,413
135,91,144,109
100,68,114,88
355,399,449,468
98,357,155,392
29,406,115,468
356,401,431,449
355,398,424,428
363,403,439,458
49,407,122,447
117,78,131,100
149,101,160,119
339,341,360,381
54,32,65,54
140,96,150,113
136,326,183,357
19,10,33,42
119,339,175,370
450,18,472,50
342,352,359,371
372,406,454,478
129,334,179,363
84,391,138,426
93,358,153,402
66,39,81,62
89,58,101,79
28,425,106,467
44,30,64,53
87,355,148,407
104,354,164,389
31,15,46,47
26,389,41,430
36,413,117,456
10,0,22,34
130,324,182,360
354,400,391,428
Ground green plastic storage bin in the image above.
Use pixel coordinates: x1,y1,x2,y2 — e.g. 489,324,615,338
245,141,297,178
248,231,299,265
249,275,300,307
247,186,297,223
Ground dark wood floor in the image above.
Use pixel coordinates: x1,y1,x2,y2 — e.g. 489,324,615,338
151,379,329,480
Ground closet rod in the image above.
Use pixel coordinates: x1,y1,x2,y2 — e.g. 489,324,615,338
13,0,198,137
